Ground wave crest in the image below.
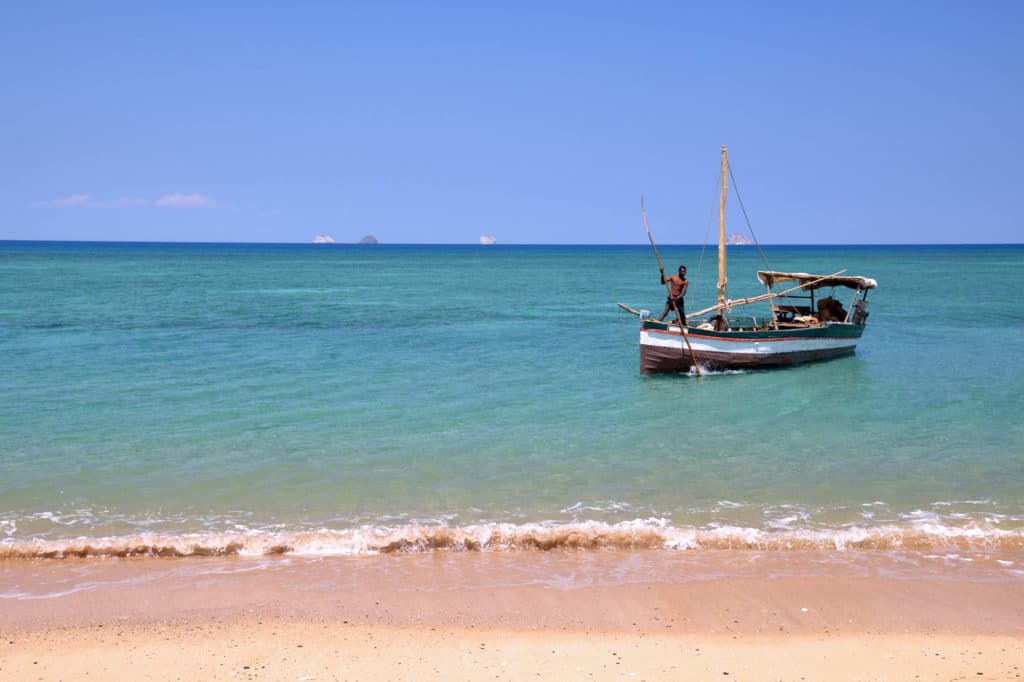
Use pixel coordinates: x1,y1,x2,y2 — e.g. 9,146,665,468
3,519,1024,559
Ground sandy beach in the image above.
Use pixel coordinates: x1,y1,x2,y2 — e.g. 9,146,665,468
3,552,1023,680
5,621,1023,681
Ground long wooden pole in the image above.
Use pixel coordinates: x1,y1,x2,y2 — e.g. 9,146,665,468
641,196,667,279
641,197,702,376
686,270,848,319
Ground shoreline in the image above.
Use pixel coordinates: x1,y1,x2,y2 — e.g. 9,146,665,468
4,550,1024,633
3,551,1023,680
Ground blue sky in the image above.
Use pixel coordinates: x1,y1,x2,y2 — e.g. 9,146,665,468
2,2,1021,244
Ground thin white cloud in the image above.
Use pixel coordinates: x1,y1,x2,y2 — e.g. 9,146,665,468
33,192,220,209
155,193,217,208
35,193,91,207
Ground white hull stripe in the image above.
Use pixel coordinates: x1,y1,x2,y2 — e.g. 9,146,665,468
641,330,859,355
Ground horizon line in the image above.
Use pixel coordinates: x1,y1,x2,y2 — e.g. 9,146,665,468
2,239,1022,248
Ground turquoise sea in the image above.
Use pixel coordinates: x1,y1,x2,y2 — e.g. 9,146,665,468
1,241,1023,565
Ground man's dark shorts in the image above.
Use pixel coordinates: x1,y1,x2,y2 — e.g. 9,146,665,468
663,296,688,315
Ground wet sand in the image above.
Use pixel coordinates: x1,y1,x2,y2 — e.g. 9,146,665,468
2,551,1023,680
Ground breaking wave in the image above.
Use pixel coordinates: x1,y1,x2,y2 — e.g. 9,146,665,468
3,518,1024,559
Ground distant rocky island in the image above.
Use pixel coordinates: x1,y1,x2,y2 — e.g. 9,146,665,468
313,234,378,244
726,233,752,246
479,234,496,245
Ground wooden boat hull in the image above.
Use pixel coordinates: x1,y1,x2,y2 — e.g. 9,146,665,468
639,321,865,374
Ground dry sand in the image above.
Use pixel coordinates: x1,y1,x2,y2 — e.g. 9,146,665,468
2,551,1023,680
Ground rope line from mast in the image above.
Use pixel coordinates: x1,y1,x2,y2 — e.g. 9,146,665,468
727,163,772,272
727,161,808,314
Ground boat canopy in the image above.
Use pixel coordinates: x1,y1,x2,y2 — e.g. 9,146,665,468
757,271,877,291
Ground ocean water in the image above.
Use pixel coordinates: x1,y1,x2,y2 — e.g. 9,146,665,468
1,241,1023,563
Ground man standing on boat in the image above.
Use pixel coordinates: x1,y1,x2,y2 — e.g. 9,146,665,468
658,265,688,324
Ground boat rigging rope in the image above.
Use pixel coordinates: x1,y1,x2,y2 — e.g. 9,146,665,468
727,162,810,312
726,162,829,314
727,163,772,272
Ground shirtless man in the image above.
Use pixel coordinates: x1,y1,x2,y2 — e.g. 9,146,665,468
658,265,688,323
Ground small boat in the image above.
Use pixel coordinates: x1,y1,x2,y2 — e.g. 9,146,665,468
631,147,877,374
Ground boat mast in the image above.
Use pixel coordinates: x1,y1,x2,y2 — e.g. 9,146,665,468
717,145,728,314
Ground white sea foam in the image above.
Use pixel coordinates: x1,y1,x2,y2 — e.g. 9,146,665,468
4,513,1024,560
687,366,746,377
766,515,802,531
560,501,658,520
